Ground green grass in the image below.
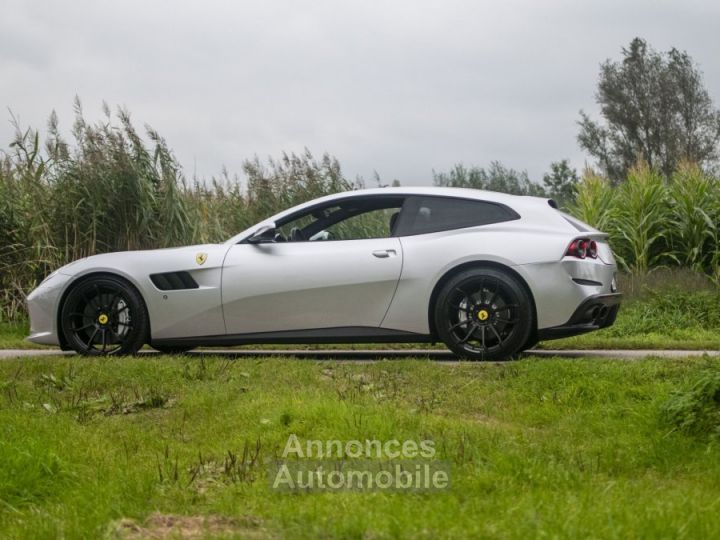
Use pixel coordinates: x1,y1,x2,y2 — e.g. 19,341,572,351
1,354,720,538
546,287,720,350
0,322,47,350
541,333,720,350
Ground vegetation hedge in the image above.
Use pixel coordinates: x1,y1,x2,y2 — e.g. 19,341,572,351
1,105,719,322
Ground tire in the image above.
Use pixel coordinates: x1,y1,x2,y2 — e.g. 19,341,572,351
60,275,149,356
153,345,195,355
520,335,539,352
434,268,533,361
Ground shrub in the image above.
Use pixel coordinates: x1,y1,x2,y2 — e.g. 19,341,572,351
661,367,720,439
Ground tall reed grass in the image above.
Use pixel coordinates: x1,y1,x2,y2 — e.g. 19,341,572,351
1,105,719,322
0,103,356,321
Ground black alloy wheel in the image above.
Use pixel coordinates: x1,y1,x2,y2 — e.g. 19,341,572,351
60,275,148,355
435,268,533,361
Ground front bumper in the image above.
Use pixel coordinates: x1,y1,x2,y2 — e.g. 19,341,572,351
26,273,73,346
537,293,622,340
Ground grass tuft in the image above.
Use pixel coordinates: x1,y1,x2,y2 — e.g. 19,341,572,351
661,365,720,438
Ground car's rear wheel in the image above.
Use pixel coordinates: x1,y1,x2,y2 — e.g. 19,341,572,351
60,275,148,356
434,268,533,361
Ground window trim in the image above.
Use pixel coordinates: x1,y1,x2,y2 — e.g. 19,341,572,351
392,195,520,237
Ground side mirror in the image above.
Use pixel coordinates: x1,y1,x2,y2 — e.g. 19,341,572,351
247,223,276,244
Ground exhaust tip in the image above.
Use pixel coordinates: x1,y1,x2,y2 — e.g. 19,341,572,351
584,306,601,322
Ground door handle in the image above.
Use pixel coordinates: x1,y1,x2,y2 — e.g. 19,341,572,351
372,249,396,258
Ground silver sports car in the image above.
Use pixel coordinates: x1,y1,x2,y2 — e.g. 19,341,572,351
27,187,620,360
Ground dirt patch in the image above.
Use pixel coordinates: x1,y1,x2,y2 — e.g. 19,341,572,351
107,512,272,539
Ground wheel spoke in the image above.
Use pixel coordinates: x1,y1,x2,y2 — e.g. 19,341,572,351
449,319,470,331
495,317,518,324
72,323,95,332
459,323,477,344
69,312,89,318
489,324,503,344
101,329,107,352
108,291,122,309
454,287,469,297
85,327,99,350
475,279,485,303
480,325,487,351
81,288,98,310
115,305,129,315
81,287,91,303
487,279,500,306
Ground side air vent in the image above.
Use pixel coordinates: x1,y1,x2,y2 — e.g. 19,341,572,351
572,278,602,287
150,271,199,291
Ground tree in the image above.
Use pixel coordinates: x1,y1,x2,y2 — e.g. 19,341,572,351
542,160,579,207
433,161,545,196
578,38,720,182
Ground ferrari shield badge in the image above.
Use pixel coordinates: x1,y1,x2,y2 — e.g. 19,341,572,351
195,252,208,265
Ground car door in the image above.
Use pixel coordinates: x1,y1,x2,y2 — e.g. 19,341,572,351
221,197,405,335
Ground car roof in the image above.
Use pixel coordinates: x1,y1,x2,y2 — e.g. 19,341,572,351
307,186,532,205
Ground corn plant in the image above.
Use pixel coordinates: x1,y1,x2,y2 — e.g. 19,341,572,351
572,169,615,232
617,162,674,273
667,163,718,272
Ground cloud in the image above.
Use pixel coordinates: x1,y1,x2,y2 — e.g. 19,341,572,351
2,0,720,185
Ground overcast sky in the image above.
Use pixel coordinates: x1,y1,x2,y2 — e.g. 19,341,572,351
2,0,720,186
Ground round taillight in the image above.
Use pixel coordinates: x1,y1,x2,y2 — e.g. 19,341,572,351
576,240,587,259
588,240,598,259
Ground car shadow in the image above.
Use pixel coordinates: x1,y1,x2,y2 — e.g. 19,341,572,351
181,348,560,362
184,348,459,361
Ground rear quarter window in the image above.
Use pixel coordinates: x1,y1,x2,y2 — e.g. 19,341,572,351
397,196,519,236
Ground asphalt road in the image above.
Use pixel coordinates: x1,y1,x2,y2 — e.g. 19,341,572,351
1,348,719,361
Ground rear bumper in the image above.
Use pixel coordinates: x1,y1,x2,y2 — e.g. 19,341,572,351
538,293,621,340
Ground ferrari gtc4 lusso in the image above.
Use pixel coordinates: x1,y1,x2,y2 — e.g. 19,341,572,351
27,187,621,360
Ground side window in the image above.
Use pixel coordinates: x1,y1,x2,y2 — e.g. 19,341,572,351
274,197,405,242
399,196,519,236
276,207,333,242
323,207,399,240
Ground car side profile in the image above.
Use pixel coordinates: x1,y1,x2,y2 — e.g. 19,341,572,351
27,187,621,360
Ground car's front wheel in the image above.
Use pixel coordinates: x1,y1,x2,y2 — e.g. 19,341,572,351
60,275,149,355
434,268,533,361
